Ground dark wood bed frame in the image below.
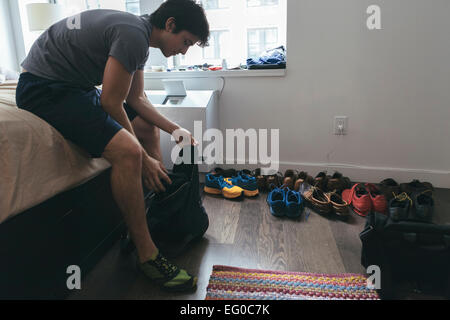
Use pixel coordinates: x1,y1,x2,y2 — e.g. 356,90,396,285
0,168,138,299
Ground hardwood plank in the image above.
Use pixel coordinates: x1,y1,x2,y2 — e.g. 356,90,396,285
255,196,288,271
202,194,241,244
328,214,367,274
229,196,263,269
283,207,346,274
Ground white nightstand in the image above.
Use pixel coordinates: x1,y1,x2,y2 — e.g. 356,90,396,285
146,90,219,173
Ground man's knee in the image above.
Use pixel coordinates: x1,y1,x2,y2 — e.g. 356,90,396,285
103,129,142,167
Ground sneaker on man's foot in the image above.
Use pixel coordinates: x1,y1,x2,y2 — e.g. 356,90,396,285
139,250,197,292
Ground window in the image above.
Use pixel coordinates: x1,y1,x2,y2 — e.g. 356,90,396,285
125,0,141,15
176,0,286,68
203,30,229,60
247,27,278,59
247,0,278,7
17,0,286,69
201,0,229,10
56,0,140,15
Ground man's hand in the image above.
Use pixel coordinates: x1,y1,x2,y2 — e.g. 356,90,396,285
142,154,172,193
172,127,199,147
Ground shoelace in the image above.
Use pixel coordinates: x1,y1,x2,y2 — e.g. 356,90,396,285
217,176,234,188
152,254,178,279
419,189,433,196
392,192,413,207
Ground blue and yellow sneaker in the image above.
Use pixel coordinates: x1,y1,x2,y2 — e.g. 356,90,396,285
224,171,259,197
285,189,304,219
204,174,243,199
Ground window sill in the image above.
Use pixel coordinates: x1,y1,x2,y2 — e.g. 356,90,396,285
143,69,286,79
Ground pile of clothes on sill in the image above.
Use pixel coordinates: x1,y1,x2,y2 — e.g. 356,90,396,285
246,46,287,70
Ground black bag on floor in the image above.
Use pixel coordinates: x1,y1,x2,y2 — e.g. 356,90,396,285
122,146,209,258
360,212,450,299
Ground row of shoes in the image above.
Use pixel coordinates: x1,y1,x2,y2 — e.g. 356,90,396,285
252,169,353,194
265,171,435,222
204,168,436,222
264,170,354,219
342,179,435,221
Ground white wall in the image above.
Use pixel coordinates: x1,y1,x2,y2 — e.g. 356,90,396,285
0,0,19,71
216,0,450,187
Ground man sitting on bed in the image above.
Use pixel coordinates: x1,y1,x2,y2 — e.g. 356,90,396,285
15,0,209,292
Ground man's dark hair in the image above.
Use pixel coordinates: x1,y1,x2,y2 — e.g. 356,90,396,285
148,0,209,47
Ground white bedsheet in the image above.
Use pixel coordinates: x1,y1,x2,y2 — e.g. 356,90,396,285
0,81,110,224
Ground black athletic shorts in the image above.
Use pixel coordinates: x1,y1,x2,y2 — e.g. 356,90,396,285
16,72,138,158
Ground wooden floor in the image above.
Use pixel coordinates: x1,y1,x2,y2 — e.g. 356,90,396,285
68,187,450,300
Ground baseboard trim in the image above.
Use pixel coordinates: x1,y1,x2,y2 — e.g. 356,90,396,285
207,161,450,189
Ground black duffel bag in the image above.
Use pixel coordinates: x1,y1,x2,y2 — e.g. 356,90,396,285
122,146,209,258
360,211,450,299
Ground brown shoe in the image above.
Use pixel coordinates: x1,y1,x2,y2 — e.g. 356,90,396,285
326,191,350,217
283,169,298,190
266,171,283,190
314,172,329,191
294,171,314,191
303,186,332,215
253,168,267,192
327,172,352,194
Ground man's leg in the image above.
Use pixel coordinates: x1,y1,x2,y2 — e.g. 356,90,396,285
131,116,163,162
102,129,157,263
103,127,197,291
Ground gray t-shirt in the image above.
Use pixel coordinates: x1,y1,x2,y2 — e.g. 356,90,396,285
22,9,152,87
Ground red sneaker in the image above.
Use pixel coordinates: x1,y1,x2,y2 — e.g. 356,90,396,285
365,183,388,214
342,184,372,217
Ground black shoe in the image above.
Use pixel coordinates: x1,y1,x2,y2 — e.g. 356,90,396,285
388,192,412,221
400,179,434,196
379,178,400,201
211,167,237,178
412,190,434,222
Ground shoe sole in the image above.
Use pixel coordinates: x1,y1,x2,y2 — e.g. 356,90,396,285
205,185,243,199
351,205,369,217
204,186,222,195
137,259,198,293
161,276,198,293
243,189,259,197
223,190,243,199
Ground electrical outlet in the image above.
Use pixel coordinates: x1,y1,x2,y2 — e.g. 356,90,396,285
334,116,348,135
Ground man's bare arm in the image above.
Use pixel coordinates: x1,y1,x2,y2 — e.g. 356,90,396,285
126,70,180,135
101,56,136,137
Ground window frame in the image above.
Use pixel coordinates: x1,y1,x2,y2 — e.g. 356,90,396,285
247,26,279,59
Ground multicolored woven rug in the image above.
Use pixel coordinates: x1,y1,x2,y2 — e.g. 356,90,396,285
206,265,380,300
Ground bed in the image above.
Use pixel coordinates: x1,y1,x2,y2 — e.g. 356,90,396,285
0,81,131,299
